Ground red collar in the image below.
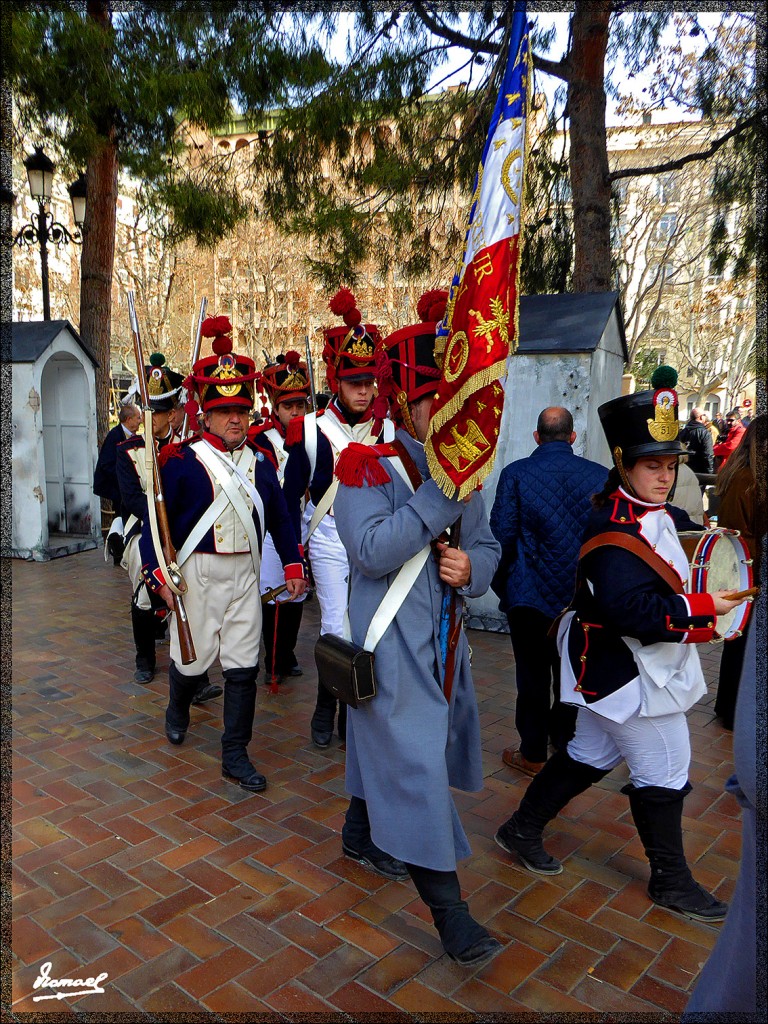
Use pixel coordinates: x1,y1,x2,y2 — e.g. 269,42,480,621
200,430,247,453
268,413,286,437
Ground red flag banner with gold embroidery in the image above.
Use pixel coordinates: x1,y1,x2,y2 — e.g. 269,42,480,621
426,8,529,499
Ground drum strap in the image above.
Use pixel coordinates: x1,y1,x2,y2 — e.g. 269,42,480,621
579,531,685,594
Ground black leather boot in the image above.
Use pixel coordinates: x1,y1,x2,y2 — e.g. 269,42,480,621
623,782,728,921
221,666,266,792
165,661,205,745
191,671,223,705
131,603,157,683
341,797,408,880
310,679,337,748
495,749,611,875
406,863,502,967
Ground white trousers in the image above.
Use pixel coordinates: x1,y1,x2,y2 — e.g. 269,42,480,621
122,535,151,610
260,532,307,605
567,706,691,789
171,551,261,676
307,512,348,637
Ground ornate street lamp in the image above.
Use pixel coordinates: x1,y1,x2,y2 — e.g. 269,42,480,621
14,146,87,321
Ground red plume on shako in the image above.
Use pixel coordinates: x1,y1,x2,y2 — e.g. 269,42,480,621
187,315,259,411
321,288,382,393
260,349,311,411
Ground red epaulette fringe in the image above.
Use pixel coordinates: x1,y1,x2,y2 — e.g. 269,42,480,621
158,441,185,467
285,416,305,448
335,443,392,488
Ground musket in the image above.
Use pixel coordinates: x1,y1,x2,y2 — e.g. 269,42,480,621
127,291,197,665
304,334,317,412
180,296,208,439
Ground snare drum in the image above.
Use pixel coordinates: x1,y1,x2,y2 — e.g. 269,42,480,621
679,529,754,640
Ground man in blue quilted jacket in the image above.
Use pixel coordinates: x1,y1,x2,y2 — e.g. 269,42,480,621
490,407,607,777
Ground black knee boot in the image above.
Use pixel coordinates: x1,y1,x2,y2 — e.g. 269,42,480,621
623,783,728,921
165,661,206,745
311,678,338,748
406,863,502,967
496,749,611,874
341,797,408,880
221,666,266,792
131,603,157,682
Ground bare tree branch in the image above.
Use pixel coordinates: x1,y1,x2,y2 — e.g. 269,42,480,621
608,110,766,183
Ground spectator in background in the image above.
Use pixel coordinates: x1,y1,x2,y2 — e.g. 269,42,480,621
489,407,607,777
672,462,706,526
701,412,721,450
714,409,746,468
93,402,142,565
679,407,714,477
712,414,766,730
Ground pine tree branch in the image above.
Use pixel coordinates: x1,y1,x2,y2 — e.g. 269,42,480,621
412,4,501,55
413,3,571,81
607,110,766,183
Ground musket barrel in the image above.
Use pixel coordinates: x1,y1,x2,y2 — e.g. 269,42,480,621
127,290,197,664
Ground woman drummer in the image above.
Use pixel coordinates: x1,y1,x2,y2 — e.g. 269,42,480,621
495,366,742,921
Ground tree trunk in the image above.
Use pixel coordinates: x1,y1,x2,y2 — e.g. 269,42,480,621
80,136,118,446
81,0,118,446
568,2,613,294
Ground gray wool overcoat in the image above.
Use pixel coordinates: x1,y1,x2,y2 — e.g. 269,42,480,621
334,429,501,871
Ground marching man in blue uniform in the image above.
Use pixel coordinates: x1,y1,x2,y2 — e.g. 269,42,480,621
283,289,390,750
140,317,306,793
249,351,311,685
116,355,191,685
333,291,503,966
495,366,743,921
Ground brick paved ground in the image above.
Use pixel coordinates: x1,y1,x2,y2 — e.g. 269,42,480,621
10,548,741,1017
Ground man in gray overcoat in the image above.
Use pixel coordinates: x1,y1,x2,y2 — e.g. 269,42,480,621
334,292,503,968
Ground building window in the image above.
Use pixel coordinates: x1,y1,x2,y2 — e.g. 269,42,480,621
656,173,679,204
649,262,676,284
657,212,677,239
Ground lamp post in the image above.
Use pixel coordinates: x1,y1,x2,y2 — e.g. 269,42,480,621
14,146,87,321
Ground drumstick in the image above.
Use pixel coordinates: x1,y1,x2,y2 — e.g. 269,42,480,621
723,586,759,601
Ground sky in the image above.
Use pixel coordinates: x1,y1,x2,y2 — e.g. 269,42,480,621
411,10,739,127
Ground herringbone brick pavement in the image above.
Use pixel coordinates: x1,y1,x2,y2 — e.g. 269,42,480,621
9,549,742,1016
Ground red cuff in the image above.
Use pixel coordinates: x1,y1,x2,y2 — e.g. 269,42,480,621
283,562,305,581
686,592,716,617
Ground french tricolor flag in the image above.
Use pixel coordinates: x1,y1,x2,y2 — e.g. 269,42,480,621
426,6,529,499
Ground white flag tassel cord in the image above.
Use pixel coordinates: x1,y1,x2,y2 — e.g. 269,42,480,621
127,291,197,663
180,295,207,440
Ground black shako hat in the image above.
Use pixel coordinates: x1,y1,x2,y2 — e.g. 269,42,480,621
599,365,686,475
144,353,184,412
